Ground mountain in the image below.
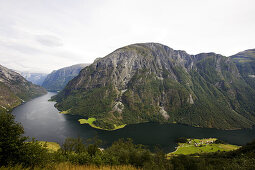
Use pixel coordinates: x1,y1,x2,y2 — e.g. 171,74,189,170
230,49,255,89
42,64,89,91
0,65,47,113
18,72,48,85
53,43,255,130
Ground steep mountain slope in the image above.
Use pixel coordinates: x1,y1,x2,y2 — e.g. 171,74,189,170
42,64,89,91
53,43,255,130
18,72,48,85
0,65,47,112
230,49,255,89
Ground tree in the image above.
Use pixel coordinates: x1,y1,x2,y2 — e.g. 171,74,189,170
176,137,188,143
0,111,27,165
61,137,86,154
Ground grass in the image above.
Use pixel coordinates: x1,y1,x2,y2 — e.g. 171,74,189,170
79,117,96,124
0,163,139,170
78,118,126,131
114,124,126,129
59,109,71,114
38,141,61,152
168,138,240,156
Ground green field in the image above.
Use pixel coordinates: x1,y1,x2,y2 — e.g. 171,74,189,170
78,118,126,131
168,138,240,156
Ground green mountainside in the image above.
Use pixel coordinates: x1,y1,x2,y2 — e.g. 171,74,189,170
230,49,255,89
53,43,255,130
42,64,89,91
0,64,47,112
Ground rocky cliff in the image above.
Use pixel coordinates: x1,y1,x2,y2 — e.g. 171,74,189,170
53,43,255,130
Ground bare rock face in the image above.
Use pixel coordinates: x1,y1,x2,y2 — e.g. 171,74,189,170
71,43,193,90
0,64,46,111
53,43,255,130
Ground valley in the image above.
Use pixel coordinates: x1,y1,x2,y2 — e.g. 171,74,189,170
1,44,255,170
11,92,255,153
1,0,255,168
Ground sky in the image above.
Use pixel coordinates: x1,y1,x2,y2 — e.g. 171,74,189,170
0,0,254,73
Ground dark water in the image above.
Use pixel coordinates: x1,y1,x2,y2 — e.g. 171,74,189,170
12,92,255,153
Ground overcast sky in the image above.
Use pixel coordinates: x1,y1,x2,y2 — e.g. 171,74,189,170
0,0,254,73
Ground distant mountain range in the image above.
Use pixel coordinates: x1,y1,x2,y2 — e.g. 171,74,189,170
0,65,46,113
42,64,89,91
53,43,255,130
18,72,48,85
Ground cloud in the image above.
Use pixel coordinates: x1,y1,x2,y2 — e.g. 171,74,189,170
0,0,255,73
35,35,63,47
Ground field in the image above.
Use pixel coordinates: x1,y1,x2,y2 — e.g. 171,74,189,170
168,138,240,156
78,118,126,131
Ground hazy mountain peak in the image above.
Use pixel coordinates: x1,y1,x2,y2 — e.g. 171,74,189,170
42,63,90,91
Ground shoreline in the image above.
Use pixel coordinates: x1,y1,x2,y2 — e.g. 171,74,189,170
78,118,126,131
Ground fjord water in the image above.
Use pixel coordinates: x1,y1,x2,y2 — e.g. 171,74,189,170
13,92,255,153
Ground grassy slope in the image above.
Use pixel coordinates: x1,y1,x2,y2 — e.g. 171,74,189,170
168,138,240,156
79,118,126,131
38,141,61,152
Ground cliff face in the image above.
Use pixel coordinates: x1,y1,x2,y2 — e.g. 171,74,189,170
0,65,47,112
53,43,255,130
42,64,89,91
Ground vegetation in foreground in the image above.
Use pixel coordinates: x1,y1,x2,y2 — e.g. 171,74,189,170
79,117,126,131
0,163,138,170
168,138,240,156
37,141,61,152
1,111,255,170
